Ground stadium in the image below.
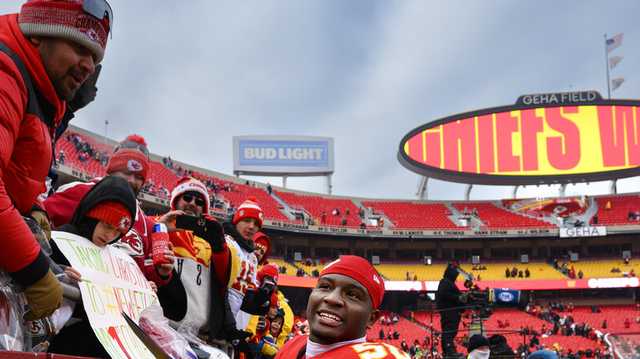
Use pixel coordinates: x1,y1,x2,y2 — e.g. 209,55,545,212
0,1,639,358
51,93,640,359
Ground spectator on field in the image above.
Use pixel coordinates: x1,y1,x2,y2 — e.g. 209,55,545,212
505,267,511,278
578,270,583,279
525,268,530,278
488,334,515,359
0,0,112,320
467,334,490,359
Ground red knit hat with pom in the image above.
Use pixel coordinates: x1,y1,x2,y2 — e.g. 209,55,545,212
232,197,264,228
107,134,149,181
19,0,112,63
170,177,210,214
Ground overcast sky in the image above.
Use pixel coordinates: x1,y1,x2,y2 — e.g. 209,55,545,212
3,1,639,200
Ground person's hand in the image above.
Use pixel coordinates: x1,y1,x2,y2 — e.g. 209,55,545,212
148,281,157,292
29,210,51,241
23,270,63,321
63,266,82,282
157,210,184,230
67,64,101,113
155,246,175,278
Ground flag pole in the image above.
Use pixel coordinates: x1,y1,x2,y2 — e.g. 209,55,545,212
604,33,611,99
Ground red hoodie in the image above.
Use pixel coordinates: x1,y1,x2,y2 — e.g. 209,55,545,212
0,14,65,285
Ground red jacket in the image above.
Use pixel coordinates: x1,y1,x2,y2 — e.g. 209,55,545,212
275,335,410,359
0,14,65,285
45,179,171,285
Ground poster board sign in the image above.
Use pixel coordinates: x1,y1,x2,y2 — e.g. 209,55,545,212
52,231,157,359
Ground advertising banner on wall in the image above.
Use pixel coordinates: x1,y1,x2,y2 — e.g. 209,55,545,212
559,226,607,238
233,135,334,176
52,231,157,359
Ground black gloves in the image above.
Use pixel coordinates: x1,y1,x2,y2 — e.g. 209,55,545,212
68,64,101,113
176,215,225,252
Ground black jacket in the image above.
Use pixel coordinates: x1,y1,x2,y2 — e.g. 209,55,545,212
436,264,463,311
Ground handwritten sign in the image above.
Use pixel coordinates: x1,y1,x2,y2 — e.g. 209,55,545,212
52,231,157,359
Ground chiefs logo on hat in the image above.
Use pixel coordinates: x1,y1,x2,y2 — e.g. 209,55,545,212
118,216,132,232
127,159,143,172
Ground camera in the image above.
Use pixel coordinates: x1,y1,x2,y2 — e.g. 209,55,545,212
458,268,525,319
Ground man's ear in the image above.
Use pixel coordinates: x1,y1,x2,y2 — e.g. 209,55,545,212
367,309,381,329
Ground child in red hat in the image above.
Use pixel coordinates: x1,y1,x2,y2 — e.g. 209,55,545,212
47,175,137,358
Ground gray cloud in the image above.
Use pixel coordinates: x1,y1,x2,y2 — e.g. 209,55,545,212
1,1,638,200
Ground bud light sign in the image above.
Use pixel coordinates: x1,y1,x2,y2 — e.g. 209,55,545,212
233,136,334,176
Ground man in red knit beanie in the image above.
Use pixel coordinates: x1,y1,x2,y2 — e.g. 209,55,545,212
45,134,174,288
0,0,112,320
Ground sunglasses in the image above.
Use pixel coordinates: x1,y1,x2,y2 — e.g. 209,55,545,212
181,193,206,207
83,0,114,36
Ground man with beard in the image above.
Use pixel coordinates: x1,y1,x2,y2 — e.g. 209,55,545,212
45,134,174,286
156,177,221,333
436,263,468,358
276,255,408,358
0,0,112,320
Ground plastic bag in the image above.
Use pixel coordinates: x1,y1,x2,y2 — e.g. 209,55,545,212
139,303,198,359
176,324,230,359
0,272,28,351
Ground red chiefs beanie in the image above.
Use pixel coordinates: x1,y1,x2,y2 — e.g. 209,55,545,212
19,0,112,63
257,263,279,285
232,197,264,228
320,255,385,309
253,231,271,264
106,135,149,181
170,177,210,214
85,200,132,234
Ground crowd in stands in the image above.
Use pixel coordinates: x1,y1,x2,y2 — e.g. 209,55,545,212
552,260,585,279
64,132,110,167
505,266,531,278
368,305,620,359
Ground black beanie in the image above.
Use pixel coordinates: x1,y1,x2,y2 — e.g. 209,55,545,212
468,334,489,352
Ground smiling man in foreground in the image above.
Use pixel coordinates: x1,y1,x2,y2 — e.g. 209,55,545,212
276,255,409,358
